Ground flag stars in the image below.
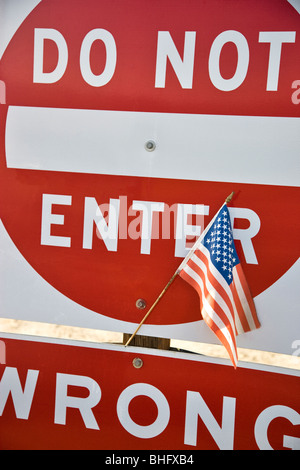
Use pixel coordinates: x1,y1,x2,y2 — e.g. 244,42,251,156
202,205,240,284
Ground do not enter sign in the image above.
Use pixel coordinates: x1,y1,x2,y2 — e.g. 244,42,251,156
0,0,299,353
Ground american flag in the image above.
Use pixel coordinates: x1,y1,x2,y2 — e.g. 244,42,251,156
178,203,260,367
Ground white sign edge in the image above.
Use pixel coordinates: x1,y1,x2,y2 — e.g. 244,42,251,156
1,331,299,377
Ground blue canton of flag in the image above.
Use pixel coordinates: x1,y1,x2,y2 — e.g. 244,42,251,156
202,205,239,285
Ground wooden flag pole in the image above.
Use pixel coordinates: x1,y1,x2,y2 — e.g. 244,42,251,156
124,191,235,347
225,191,234,204
124,270,178,346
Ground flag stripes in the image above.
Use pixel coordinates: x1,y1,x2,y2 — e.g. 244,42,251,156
180,250,239,367
180,266,238,367
231,263,260,332
189,250,238,335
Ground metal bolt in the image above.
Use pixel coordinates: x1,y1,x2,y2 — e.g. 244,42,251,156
132,357,143,369
136,298,146,309
145,140,156,152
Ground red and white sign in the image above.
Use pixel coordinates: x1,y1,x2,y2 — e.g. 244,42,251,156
0,334,299,450
0,0,299,353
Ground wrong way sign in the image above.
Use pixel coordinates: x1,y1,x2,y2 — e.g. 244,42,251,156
0,0,299,353
0,334,299,450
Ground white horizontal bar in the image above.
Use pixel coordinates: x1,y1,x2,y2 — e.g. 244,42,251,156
5,106,300,186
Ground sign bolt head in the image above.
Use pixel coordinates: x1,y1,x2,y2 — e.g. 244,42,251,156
132,357,143,369
136,298,146,309
145,140,156,152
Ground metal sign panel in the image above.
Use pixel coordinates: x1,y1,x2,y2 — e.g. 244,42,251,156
0,0,299,353
0,334,299,450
